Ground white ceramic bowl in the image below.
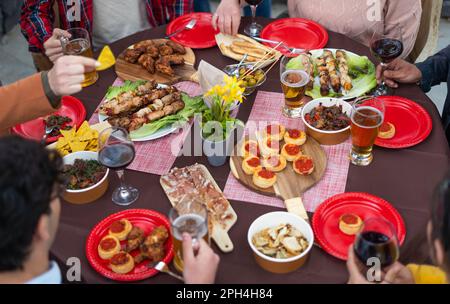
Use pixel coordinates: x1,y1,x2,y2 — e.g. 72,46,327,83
301,97,352,145
62,151,109,204
247,212,314,273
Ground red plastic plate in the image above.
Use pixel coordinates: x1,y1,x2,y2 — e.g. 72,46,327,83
312,192,406,261
166,13,219,49
375,96,432,149
11,96,86,144
260,18,328,55
85,209,174,282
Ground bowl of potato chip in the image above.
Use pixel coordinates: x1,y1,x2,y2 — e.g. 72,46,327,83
248,212,314,273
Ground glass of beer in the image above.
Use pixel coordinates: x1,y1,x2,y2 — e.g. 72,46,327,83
169,195,209,273
350,96,385,166
60,27,98,87
280,55,310,118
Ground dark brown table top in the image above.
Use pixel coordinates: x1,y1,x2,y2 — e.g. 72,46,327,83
53,17,450,284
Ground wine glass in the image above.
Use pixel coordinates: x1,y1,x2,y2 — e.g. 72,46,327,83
370,23,404,96
98,127,139,206
353,217,399,268
169,194,209,273
244,0,264,37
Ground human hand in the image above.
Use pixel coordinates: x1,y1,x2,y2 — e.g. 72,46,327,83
212,0,242,36
382,262,415,284
347,246,372,284
182,233,220,284
376,59,422,88
47,56,99,96
43,28,71,62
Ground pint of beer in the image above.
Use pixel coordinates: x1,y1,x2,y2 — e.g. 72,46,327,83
169,197,209,273
60,28,98,87
350,96,385,166
280,55,310,118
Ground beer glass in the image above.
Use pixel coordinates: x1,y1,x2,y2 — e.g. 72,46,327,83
169,195,208,273
60,27,98,87
280,55,310,118
350,96,385,166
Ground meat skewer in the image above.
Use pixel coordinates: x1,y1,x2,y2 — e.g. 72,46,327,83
323,50,341,93
336,50,353,92
315,56,330,96
298,53,315,90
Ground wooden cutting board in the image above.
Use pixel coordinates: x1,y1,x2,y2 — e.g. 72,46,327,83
115,39,197,85
230,136,327,222
160,164,237,253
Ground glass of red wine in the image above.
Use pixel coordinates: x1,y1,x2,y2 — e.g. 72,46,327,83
370,24,403,96
98,127,139,206
354,217,400,268
244,0,264,37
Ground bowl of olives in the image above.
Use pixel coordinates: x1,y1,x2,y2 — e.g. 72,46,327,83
223,64,267,96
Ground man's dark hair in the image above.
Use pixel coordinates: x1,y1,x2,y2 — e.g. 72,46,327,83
431,175,450,273
0,136,63,271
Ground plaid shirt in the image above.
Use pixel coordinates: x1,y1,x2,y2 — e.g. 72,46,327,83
20,0,193,53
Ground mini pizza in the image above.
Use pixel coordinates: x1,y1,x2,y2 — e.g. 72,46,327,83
292,155,314,175
240,139,260,157
339,214,363,235
242,156,262,175
262,154,287,172
284,129,307,146
108,219,133,241
110,251,135,274
260,138,280,156
253,168,277,189
281,143,302,161
97,235,121,260
263,124,286,141
378,122,396,139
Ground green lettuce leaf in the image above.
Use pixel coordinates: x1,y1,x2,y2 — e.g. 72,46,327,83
105,80,146,100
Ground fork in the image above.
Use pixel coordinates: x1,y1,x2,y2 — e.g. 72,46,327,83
252,37,305,54
165,19,197,39
148,261,184,282
41,124,57,144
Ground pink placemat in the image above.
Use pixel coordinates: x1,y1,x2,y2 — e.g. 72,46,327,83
223,91,352,212
89,78,202,175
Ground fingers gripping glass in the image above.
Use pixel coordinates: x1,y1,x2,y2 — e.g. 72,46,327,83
353,217,399,269
59,27,98,87
169,195,209,273
370,23,403,96
98,127,139,206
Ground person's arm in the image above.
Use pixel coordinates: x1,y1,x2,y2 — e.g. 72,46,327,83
416,46,450,93
20,0,55,53
384,0,422,59
0,56,99,132
0,73,55,132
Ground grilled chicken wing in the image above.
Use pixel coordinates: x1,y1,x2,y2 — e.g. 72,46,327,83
166,40,186,55
138,54,156,74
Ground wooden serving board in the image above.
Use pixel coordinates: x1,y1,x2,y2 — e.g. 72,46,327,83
160,164,237,253
115,39,197,85
230,136,327,221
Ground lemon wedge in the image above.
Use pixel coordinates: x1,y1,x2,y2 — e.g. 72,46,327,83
96,46,115,71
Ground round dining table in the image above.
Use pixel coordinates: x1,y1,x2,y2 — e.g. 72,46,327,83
53,17,450,284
